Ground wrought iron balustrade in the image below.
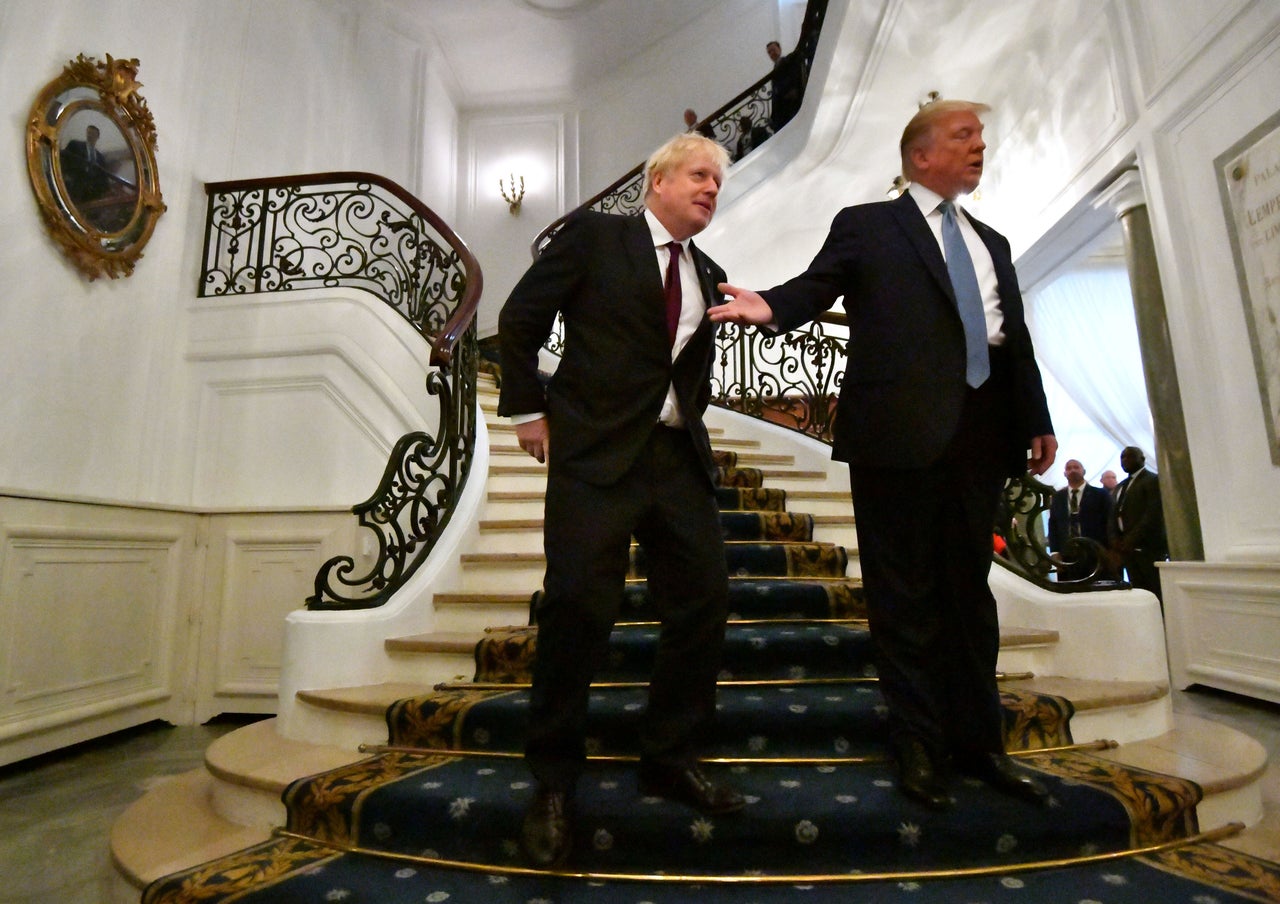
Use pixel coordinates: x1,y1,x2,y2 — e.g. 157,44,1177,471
711,311,846,443
199,172,483,610
532,0,829,257
996,474,1129,593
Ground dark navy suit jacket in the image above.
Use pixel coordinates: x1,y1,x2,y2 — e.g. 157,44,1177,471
497,210,726,487
760,190,1053,474
1049,483,1111,551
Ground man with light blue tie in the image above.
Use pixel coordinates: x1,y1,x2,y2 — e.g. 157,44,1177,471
711,99,1057,811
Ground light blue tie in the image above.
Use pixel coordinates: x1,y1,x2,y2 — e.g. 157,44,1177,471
940,201,990,388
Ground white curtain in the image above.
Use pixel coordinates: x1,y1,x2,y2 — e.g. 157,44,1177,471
1025,263,1155,486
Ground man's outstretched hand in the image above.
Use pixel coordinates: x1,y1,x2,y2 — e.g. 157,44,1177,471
710,284,775,326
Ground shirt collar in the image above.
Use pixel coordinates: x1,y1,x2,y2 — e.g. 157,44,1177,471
644,208,686,253
908,183,954,219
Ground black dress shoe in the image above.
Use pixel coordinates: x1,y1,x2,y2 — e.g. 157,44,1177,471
520,786,573,868
638,764,747,814
896,739,953,810
963,752,1050,804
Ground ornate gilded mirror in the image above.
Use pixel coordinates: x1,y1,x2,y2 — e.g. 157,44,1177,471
26,54,165,281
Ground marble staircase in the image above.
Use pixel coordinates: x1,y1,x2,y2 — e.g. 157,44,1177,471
109,374,1270,900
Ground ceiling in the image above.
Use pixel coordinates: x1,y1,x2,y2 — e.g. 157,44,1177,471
375,0,727,108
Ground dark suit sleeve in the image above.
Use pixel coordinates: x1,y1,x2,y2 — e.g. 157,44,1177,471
1125,474,1166,550
497,217,587,418
760,207,859,331
1084,485,1111,543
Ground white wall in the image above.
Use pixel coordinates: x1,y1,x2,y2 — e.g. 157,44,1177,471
0,0,457,507
575,0,782,197
459,110,577,338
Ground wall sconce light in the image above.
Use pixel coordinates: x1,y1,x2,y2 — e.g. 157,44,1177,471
919,90,940,109
887,175,908,198
499,173,525,215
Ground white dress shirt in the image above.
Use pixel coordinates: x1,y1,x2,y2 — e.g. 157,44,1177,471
507,209,706,430
909,185,1005,345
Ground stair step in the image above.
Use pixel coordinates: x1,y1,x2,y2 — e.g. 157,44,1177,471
109,768,270,892
479,518,542,531
461,551,543,567
205,717,365,793
384,631,484,654
489,422,728,437
108,702,1268,896
999,625,1059,647
477,516,852,536
433,591,532,632
381,623,1054,660
1006,675,1172,747
1005,675,1166,712
435,591,532,607
488,491,546,501
1095,711,1267,795
297,682,438,716
488,443,788,463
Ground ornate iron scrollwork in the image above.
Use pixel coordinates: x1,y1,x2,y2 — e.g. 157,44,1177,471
201,174,467,346
199,172,483,610
995,474,1127,592
711,315,846,443
531,0,830,257
309,328,479,610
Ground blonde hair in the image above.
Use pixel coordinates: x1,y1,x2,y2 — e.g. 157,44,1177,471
642,133,730,197
899,99,990,179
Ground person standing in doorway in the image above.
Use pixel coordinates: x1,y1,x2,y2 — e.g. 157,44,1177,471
1109,446,1168,601
1048,459,1112,581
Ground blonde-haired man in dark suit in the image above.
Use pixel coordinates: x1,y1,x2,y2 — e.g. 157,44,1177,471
499,133,743,868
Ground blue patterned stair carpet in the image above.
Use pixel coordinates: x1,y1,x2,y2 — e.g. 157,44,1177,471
141,464,1280,903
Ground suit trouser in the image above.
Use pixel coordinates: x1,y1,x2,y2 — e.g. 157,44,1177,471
1124,549,1164,602
526,426,729,792
849,377,1013,766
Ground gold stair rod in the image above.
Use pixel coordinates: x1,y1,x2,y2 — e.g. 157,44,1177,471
271,822,1242,886
433,672,1034,691
356,738,1119,763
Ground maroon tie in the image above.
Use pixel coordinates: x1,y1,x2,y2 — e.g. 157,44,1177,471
663,241,682,346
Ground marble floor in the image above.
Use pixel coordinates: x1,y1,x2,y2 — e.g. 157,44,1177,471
0,715,258,904
2,689,1278,904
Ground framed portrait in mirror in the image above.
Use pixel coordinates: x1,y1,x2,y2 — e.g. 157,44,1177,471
26,54,165,281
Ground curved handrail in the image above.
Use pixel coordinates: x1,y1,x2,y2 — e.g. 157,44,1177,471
995,474,1130,593
201,171,482,368
199,172,484,610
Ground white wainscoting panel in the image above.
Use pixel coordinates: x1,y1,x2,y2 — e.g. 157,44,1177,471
0,496,362,766
1164,561,1280,705
0,498,198,767
196,514,365,723
2,530,180,716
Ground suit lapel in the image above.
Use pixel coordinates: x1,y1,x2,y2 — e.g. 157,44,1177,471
688,240,721,309
622,214,664,296
892,192,953,301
